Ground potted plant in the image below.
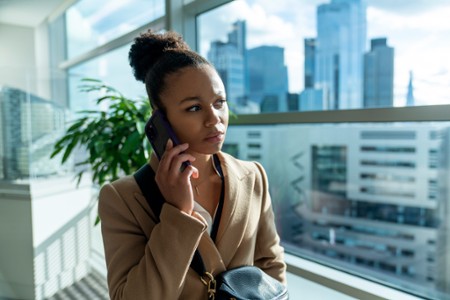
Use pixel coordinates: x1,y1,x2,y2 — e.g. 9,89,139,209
50,78,151,223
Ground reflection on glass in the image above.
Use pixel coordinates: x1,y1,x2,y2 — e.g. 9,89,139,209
66,0,165,59
197,0,450,113
0,86,66,182
0,81,108,298
225,122,450,299
68,43,146,113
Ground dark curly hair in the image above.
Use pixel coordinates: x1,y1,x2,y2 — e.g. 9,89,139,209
129,30,211,111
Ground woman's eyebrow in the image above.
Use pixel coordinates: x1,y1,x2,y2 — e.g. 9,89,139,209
179,96,200,104
179,92,226,104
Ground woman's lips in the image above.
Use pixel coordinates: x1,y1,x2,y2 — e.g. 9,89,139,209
205,132,225,143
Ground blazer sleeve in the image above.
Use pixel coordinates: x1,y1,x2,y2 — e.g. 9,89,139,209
98,182,207,300
253,162,287,285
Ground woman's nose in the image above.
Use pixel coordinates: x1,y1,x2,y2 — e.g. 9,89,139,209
205,107,221,127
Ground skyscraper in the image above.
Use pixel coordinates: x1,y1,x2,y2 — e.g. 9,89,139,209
301,38,325,111
287,93,300,111
364,38,394,108
299,89,324,111
208,41,245,111
227,20,249,96
227,20,246,57
315,0,367,110
407,71,415,106
304,38,316,89
208,21,247,112
247,46,289,112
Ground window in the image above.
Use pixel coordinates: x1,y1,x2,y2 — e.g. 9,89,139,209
35,0,450,298
197,0,450,114
31,1,166,298
65,0,164,59
224,120,449,299
197,4,450,298
68,44,146,112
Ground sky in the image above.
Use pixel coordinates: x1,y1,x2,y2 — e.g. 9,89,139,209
197,0,450,107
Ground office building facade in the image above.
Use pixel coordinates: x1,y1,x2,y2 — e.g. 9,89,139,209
225,122,449,293
247,46,289,112
208,41,245,111
207,21,249,113
304,38,316,89
315,0,367,110
364,38,394,108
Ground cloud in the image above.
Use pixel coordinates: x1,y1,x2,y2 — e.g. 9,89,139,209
198,1,316,92
367,5,450,106
198,1,296,50
367,6,450,32
198,0,450,105
367,0,450,16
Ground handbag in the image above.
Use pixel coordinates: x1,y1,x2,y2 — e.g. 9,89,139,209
134,155,288,300
201,265,288,300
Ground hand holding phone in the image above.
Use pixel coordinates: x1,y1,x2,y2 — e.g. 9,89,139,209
145,110,197,214
145,110,191,171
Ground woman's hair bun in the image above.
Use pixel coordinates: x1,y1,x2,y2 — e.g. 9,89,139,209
129,30,191,82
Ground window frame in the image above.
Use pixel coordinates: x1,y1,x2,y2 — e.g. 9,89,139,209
189,2,450,300
228,104,450,125
226,104,449,300
51,0,449,298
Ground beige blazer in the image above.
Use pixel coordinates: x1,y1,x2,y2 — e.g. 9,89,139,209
99,151,286,299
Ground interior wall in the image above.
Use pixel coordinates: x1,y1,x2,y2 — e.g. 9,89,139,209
0,22,37,95
35,22,51,100
0,183,35,300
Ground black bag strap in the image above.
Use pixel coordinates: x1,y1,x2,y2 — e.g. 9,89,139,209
134,164,164,222
210,154,225,243
133,154,224,276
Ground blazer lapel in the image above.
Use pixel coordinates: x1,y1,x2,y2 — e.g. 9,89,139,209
214,152,253,267
197,233,226,275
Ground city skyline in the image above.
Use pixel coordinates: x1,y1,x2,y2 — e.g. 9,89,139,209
198,0,450,107
205,0,391,112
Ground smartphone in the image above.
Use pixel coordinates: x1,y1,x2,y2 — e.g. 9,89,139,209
145,110,191,171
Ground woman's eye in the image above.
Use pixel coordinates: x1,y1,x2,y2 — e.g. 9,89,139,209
215,99,227,108
187,105,201,112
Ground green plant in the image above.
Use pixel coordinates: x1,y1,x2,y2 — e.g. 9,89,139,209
51,78,151,191
51,78,237,225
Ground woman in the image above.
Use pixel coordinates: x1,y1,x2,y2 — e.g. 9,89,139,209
99,30,286,299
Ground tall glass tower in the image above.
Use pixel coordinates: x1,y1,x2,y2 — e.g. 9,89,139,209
208,41,245,111
247,46,289,112
363,38,394,108
315,0,367,110
208,21,247,112
304,38,316,89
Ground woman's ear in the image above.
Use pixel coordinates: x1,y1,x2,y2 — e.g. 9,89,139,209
151,104,159,115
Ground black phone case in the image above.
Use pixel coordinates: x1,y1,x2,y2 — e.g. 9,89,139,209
145,110,190,170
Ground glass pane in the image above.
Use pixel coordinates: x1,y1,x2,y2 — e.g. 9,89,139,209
0,69,96,299
66,0,165,59
197,1,450,113
225,121,450,299
0,83,66,182
68,43,146,112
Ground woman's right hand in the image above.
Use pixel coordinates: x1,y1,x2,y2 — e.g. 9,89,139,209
154,140,198,215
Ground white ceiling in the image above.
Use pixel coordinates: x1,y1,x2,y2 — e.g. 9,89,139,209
0,0,68,27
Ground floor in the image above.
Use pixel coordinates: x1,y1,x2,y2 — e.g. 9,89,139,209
45,272,108,300
46,271,356,300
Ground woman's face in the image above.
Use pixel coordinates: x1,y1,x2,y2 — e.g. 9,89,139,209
159,65,229,156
